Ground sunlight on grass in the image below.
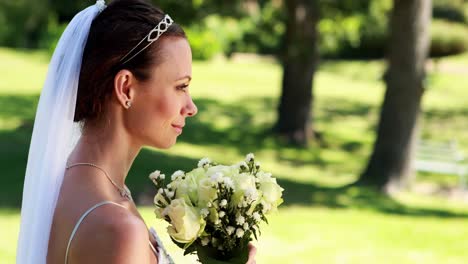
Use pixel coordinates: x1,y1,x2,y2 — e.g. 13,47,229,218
1,47,468,263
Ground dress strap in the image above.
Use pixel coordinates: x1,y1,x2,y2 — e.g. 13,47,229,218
64,201,126,264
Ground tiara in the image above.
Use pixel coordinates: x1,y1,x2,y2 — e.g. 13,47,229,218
120,14,174,65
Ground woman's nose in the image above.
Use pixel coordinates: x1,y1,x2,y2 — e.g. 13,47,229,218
184,97,198,117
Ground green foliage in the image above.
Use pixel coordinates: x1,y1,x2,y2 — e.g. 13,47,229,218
433,0,467,23
235,1,286,55
0,0,49,48
319,0,391,58
430,19,468,57
2,48,468,263
38,15,68,55
185,21,224,60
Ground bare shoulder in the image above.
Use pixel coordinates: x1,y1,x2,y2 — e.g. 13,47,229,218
71,203,152,263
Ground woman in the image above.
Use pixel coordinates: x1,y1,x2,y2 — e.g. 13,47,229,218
16,0,256,263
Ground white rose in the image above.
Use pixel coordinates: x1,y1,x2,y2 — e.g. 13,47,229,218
231,173,257,206
198,178,218,206
166,198,205,244
207,165,239,179
259,181,284,211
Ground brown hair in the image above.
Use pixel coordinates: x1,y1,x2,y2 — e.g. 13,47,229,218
74,0,186,123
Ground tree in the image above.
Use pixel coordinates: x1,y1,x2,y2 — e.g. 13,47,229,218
358,0,432,191
275,0,319,146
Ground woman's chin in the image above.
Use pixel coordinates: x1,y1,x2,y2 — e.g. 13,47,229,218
150,139,177,150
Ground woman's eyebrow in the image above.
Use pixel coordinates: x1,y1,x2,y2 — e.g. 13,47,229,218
176,75,192,82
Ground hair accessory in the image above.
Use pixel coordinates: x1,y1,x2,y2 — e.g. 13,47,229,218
120,14,174,65
95,0,106,12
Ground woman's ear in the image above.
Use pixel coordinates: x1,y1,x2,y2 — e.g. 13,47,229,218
114,69,136,109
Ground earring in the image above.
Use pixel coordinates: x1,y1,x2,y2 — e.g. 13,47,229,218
125,101,132,108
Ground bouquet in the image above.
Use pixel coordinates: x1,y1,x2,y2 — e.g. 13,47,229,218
149,153,284,263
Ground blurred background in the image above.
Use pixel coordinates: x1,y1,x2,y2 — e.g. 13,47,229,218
1,0,468,263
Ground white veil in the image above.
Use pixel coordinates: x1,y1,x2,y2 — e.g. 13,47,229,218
16,2,106,263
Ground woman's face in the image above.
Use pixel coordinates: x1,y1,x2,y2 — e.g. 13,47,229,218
126,37,197,149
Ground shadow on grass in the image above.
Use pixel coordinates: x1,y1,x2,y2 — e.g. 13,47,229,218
1,94,467,219
279,178,468,218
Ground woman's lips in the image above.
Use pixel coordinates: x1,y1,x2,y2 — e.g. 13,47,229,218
171,124,183,134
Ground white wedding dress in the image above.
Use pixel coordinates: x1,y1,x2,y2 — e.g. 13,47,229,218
64,201,174,264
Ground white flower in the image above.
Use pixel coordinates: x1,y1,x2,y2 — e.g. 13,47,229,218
237,161,248,169
226,226,235,235
223,177,235,189
207,201,212,207
236,228,244,238
198,157,211,168
171,170,185,181
167,183,172,189
210,172,223,183
149,170,160,181
253,212,261,222
158,188,164,194
259,181,284,211
245,187,259,201
198,178,218,206
219,211,226,218
167,191,175,199
201,237,210,246
243,223,249,230
261,201,272,214
255,161,261,167
154,191,169,207
200,208,209,218
159,173,165,180
166,198,205,244
220,199,228,208
246,153,255,162
236,215,245,225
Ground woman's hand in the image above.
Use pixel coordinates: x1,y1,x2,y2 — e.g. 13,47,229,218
246,243,257,264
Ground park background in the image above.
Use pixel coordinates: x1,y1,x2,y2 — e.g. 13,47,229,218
1,0,468,263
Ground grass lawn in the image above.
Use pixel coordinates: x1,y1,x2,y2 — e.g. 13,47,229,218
1,47,468,263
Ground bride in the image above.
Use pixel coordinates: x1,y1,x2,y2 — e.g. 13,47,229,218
16,0,256,263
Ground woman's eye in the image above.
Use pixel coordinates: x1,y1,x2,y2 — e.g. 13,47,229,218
177,84,189,92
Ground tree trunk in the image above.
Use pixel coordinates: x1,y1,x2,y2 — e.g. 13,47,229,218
358,0,432,191
275,0,319,146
